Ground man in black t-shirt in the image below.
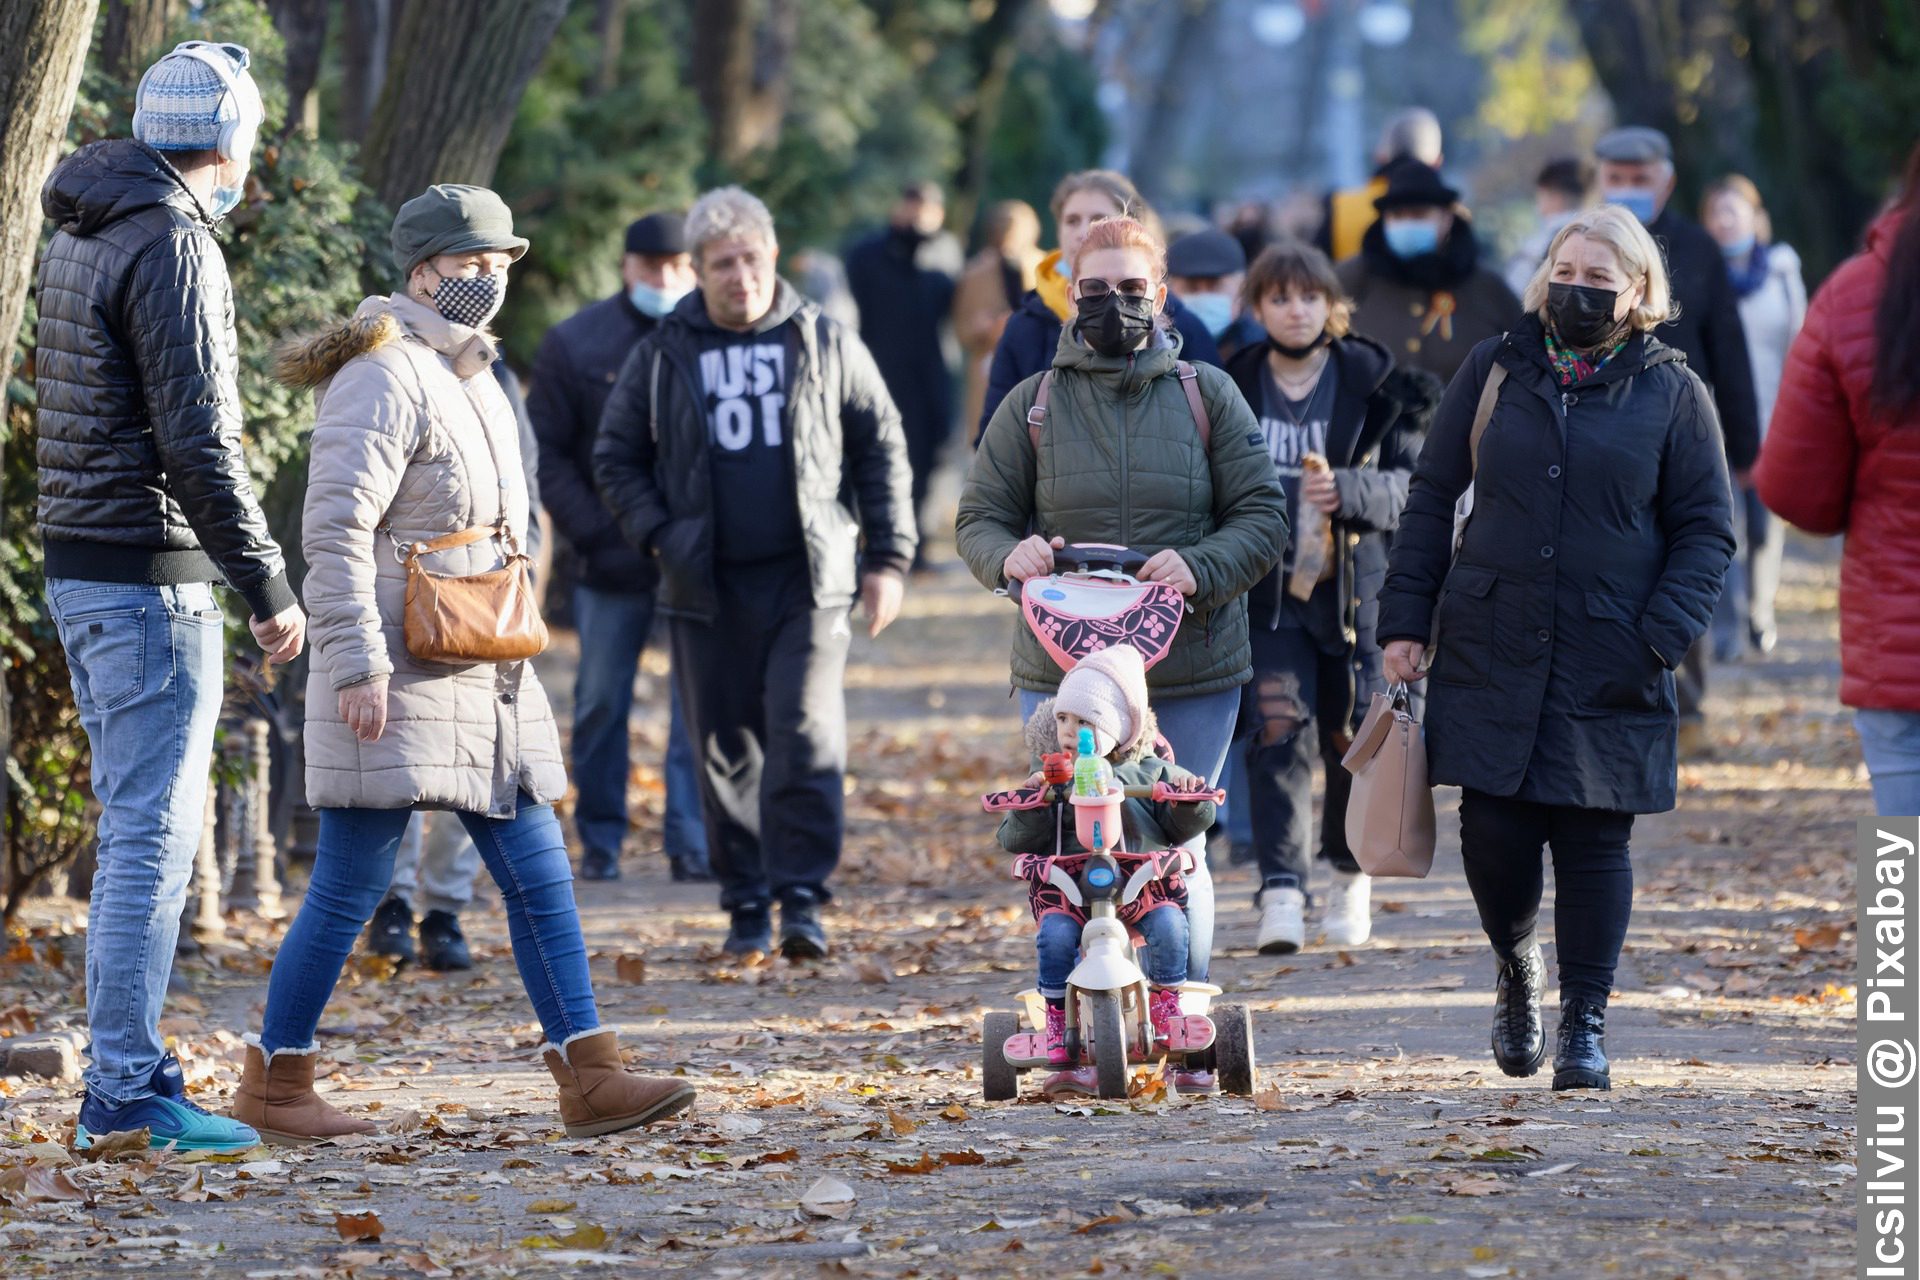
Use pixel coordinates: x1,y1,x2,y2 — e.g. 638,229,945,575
594,187,918,960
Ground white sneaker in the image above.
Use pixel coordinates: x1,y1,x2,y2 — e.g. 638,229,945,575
1322,870,1373,946
1256,885,1306,955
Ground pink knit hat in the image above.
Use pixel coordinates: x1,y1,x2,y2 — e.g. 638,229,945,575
1055,645,1150,757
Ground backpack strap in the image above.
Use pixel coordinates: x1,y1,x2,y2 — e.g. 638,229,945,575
1027,362,1212,453
1176,361,1211,450
1026,370,1054,453
1468,360,1507,476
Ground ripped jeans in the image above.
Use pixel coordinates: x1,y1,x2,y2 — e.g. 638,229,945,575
1244,623,1366,900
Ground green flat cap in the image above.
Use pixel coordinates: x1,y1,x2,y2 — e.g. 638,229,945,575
391,183,529,278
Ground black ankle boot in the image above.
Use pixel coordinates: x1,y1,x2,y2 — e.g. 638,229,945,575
367,895,415,964
1491,943,1547,1077
1552,998,1611,1090
418,910,472,971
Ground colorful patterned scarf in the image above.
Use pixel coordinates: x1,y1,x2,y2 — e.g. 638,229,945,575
1544,324,1630,386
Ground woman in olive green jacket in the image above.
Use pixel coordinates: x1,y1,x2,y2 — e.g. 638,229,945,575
957,215,1285,1023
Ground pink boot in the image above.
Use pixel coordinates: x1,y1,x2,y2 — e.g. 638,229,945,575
1148,988,1182,1043
1043,1003,1071,1067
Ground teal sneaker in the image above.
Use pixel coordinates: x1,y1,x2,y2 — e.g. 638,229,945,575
74,1055,259,1152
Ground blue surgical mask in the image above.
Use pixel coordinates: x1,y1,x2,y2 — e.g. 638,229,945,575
1382,219,1439,259
1719,234,1756,261
1605,188,1658,224
208,185,243,218
1181,291,1235,338
629,280,690,318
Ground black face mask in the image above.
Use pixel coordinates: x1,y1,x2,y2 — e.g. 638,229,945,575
1546,282,1624,349
1077,291,1157,357
1268,331,1328,360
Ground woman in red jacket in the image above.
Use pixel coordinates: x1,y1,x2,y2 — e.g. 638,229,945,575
1755,144,1920,815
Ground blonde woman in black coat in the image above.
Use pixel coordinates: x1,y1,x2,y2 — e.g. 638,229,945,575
1376,204,1735,1091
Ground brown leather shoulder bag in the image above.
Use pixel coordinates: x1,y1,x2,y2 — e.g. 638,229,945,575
391,366,549,665
399,523,549,663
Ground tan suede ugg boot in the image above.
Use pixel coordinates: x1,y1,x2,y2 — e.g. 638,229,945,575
231,1039,377,1145
542,1029,695,1137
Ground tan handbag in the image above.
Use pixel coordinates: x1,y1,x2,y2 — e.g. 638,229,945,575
399,523,549,663
1339,683,1435,877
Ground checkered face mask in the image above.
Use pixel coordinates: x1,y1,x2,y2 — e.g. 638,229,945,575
429,271,506,330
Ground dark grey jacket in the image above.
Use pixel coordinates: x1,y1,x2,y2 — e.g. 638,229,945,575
592,282,917,622
527,291,657,589
34,139,292,620
1376,318,1736,813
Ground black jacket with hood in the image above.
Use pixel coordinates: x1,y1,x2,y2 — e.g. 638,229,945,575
592,281,917,622
34,139,293,620
1376,317,1735,813
1226,333,1440,670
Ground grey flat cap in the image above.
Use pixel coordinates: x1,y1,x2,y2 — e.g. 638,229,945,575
1167,229,1247,278
391,184,529,278
1594,126,1672,164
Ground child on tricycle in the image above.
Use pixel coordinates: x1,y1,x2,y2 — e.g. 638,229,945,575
998,647,1213,1096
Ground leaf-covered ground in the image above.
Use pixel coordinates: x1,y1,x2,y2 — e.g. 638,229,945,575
1,537,1861,1278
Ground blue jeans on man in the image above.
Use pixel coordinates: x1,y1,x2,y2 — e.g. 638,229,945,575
570,584,705,878
48,579,259,1149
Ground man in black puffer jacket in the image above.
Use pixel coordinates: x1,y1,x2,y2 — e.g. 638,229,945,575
595,186,916,963
34,40,301,1157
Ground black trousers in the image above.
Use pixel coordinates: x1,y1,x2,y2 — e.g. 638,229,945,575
1245,624,1363,896
669,563,851,913
1457,788,1634,1007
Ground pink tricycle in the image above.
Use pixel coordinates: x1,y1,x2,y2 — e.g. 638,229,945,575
976,544,1258,1101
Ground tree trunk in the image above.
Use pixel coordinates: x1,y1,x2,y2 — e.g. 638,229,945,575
951,0,1036,242
1565,0,1758,209
592,0,629,98
100,0,176,82
339,0,398,143
267,0,331,138
358,0,570,211
690,0,797,174
0,0,99,478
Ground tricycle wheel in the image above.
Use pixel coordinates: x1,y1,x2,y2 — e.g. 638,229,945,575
1087,990,1130,1099
982,1011,1019,1101
1213,1002,1256,1095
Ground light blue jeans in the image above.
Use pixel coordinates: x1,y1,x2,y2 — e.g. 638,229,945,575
47,578,224,1105
262,798,599,1051
1855,709,1920,816
1020,685,1240,982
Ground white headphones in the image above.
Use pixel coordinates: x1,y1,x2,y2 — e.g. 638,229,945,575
132,41,263,164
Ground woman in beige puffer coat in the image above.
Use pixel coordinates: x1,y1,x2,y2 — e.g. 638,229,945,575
231,185,693,1146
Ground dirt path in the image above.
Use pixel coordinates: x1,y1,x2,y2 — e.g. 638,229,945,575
0,536,1862,1278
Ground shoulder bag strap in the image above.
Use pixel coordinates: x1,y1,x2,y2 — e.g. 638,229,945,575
1468,360,1507,477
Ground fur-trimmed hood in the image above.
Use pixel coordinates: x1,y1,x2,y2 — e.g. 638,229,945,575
1024,697,1162,768
274,293,498,390
274,308,403,389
